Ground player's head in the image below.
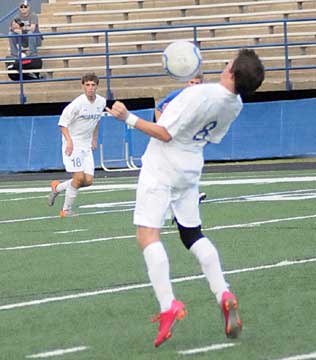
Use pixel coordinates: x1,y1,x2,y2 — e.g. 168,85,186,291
230,49,265,96
81,73,99,100
81,72,99,85
186,72,204,86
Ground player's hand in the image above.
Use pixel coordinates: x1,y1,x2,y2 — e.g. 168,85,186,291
106,101,129,121
65,140,73,156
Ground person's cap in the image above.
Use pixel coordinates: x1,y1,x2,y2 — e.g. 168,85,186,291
20,0,29,6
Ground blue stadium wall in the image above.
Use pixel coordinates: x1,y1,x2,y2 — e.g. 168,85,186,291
0,97,315,172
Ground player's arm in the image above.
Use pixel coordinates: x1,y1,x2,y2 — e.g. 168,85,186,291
59,126,73,156
154,108,162,121
106,101,171,142
91,122,99,150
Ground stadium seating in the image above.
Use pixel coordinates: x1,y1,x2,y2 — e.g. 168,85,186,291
0,0,316,104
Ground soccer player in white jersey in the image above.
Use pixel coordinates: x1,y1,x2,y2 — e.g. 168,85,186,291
48,73,106,217
106,49,265,347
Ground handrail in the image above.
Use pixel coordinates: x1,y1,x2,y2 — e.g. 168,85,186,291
0,6,19,26
1,17,316,103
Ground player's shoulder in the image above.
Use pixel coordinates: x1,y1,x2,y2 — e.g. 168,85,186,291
72,94,85,105
64,94,84,111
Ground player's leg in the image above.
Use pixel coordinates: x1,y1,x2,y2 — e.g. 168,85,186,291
59,149,94,216
47,179,71,206
81,150,95,187
59,171,82,216
134,171,186,347
173,185,242,338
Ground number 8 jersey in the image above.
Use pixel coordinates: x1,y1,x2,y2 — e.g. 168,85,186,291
141,83,242,188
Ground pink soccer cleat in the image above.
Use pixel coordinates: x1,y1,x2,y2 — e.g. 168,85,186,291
221,291,242,338
151,299,187,347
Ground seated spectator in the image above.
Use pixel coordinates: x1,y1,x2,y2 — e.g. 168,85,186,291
8,0,42,57
155,72,204,120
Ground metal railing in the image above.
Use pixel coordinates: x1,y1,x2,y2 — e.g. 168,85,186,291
1,17,316,104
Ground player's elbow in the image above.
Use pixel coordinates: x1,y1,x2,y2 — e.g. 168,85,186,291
158,128,172,142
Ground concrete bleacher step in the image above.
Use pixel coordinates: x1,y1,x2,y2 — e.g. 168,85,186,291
50,0,313,24
1,0,316,105
39,7,316,32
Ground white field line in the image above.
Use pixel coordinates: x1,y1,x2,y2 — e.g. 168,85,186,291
2,186,316,207
271,352,316,360
0,234,136,251
1,213,316,251
26,346,89,358
54,229,87,234
0,257,315,312
80,200,135,208
2,187,316,223
178,342,237,355
1,175,316,195
0,184,136,194
0,208,133,224
0,189,129,202
203,188,316,204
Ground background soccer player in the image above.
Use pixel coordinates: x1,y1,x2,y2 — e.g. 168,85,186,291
48,72,106,217
155,72,204,121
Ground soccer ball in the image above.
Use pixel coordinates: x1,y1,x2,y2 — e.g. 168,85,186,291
162,40,202,82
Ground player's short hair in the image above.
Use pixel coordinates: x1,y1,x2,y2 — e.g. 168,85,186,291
81,72,99,85
193,71,204,82
232,49,265,96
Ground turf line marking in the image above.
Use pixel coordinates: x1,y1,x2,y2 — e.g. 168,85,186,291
0,257,314,311
2,175,316,195
1,213,316,251
178,342,237,355
210,213,316,230
0,189,124,202
199,176,316,186
80,200,135,208
0,208,133,224
271,352,316,360
2,187,316,225
3,187,316,204
26,346,88,358
0,184,137,194
0,234,135,251
54,229,87,234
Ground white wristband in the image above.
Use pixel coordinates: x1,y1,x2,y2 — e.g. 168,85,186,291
126,113,138,128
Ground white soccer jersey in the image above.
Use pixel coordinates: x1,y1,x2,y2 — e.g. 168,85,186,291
58,94,106,150
141,83,242,188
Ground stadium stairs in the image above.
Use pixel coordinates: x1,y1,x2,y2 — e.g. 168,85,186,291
0,0,316,105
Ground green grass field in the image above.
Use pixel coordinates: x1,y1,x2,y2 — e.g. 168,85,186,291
0,168,316,359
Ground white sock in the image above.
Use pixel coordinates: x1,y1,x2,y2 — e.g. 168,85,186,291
190,237,229,304
143,242,175,312
56,179,72,193
63,183,78,211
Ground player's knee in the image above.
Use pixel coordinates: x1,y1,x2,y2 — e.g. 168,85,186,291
84,178,93,187
71,177,82,188
176,221,204,250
